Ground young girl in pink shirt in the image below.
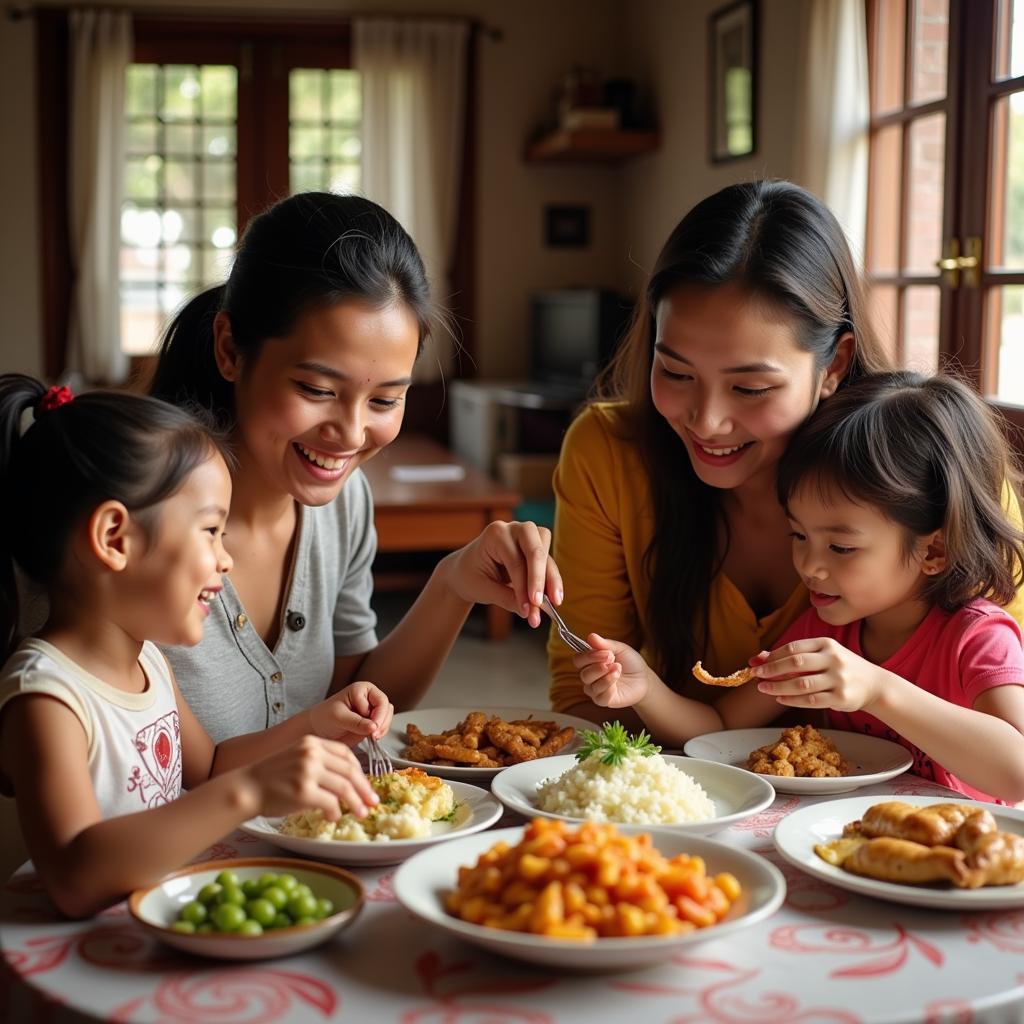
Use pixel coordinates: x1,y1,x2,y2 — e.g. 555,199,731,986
573,371,1024,803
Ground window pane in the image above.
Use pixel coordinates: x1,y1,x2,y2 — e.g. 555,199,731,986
330,70,361,122
867,283,899,365
873,0,906,115
909,0,947,105
904,113,946,275
989,286,1024,404
989,92,1024,270
288,68,363,196
867,124,902,274
995,0,1024,81
902,285,940,371
121,64,237,356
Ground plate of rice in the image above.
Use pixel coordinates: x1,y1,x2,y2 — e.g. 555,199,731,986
241,769,503,866
491,725,774,836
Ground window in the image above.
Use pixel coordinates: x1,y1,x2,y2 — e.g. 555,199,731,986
865,0,1024,427
119,25,362,355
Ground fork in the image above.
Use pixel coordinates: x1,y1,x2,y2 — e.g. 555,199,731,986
365,736,393,778
542,595,593,653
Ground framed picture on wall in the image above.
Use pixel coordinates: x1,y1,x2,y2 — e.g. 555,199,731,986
708,0,758,163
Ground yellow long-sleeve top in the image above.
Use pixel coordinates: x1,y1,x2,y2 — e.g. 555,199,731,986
548,402,1024,714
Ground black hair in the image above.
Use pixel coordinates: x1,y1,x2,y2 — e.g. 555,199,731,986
777,370,1024,610
595,179,892,689
0,375,224,657
149,192,432,422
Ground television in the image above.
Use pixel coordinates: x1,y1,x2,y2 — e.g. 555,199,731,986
530,289,632,388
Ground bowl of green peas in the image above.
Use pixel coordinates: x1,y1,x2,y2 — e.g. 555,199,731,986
129,857,364,960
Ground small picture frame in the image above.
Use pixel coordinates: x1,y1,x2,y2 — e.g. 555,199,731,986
544,204,590,248
708,0,758,163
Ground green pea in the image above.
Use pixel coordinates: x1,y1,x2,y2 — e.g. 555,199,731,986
287,892,318,920
214,869,240,889
270,912,293,929
179,900,207,925
257,872,279,890
218,884,246,906
245,898,277,927
211,902,247,932
275,873,298,892
170,920,196,934
237,919,264,936
314,897,334,920
291,883,313,901
241,879,261,898
261,885,287,910
196,882,223,906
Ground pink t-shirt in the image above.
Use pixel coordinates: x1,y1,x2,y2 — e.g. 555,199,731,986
775,599,1024,803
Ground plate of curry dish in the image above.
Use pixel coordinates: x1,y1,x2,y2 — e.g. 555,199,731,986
773,795,1024,910
380,707,594,780
683,725,913,794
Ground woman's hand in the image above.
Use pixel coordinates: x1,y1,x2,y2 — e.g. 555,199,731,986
440,520,562,628
309,681,394,746
752,638,885,713
576,634,652,708
241,736,379,820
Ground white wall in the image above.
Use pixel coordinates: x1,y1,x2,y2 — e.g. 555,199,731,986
0,0,809,381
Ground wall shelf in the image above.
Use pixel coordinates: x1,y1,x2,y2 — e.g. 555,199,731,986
524,129,660,164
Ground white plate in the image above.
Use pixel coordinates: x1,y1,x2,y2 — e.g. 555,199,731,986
394,825,786,970
381,706,595,780
683,728,913,794
241,779,503,866
491,754,775,836
129,857,363,960
773,794,1024,910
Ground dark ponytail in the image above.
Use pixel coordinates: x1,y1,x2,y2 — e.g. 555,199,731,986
0,375,222,657
149,192,433,423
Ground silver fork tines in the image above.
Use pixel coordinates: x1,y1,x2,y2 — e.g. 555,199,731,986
366,736,393,778
542,595,593,653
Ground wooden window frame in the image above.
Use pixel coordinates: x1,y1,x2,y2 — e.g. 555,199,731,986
36,11,477,439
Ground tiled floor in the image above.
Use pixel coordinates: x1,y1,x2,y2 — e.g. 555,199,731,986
373,593,551,709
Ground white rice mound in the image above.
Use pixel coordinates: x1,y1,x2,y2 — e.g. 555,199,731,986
535,750,716,824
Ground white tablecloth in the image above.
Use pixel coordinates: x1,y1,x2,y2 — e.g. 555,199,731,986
2,774,1023,1024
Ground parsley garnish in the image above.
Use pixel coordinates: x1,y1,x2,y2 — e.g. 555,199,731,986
575,722,661,766
434,801,461,823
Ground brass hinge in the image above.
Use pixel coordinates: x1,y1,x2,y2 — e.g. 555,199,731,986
935,237,981,288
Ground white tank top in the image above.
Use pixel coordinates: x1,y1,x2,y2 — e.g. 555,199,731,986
0,638,182,815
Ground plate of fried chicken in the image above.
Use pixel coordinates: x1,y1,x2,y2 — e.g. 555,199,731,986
774,796,1024,909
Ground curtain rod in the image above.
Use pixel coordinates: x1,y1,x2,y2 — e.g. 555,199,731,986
5,4,504,39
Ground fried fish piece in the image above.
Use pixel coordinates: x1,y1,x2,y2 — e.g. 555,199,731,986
692,661,754,687
954,812,1024,885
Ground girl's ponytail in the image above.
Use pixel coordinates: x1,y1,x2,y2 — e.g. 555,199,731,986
148,284,230,424
0,375,49,656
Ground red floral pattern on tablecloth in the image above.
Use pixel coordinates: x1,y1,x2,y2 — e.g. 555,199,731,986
190,842,238,863
613,957,863,1023
964,909,1024,953
109,968,336,1023
366,870,396,902
770,923,943,978
400,951,555,1024
731,795,802,839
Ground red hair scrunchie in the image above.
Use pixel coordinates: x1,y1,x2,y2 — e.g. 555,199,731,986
36,384,74,415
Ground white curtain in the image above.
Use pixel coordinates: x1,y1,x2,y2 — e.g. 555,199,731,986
354,18,468,382
68,9,132,384
793,0,869,257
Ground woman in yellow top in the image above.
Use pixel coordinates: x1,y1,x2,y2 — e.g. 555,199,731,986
549,179,1024,725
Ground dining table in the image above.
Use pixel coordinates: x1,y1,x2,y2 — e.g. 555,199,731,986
2,771,1023,1024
